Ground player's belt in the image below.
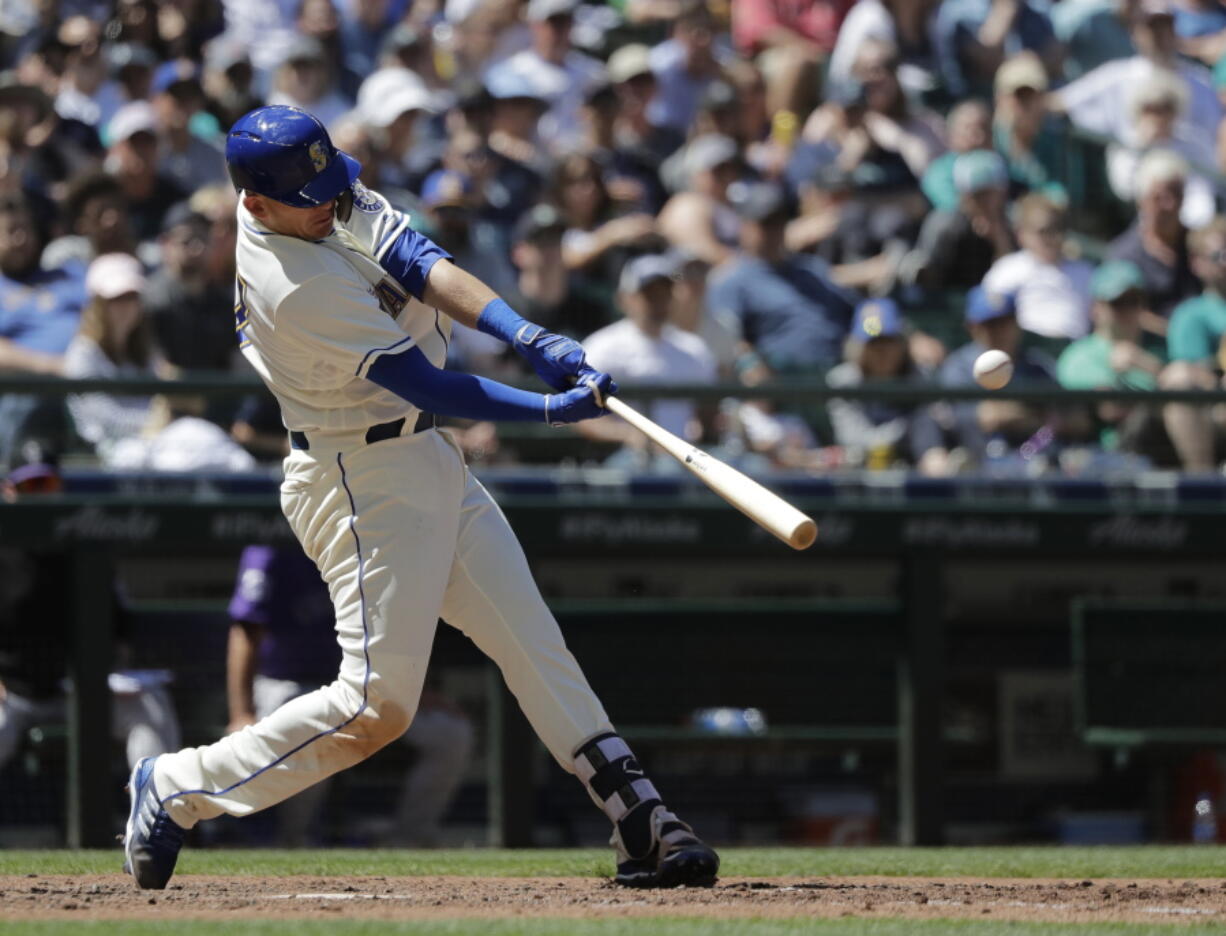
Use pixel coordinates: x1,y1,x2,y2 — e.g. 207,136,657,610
288,412,437,451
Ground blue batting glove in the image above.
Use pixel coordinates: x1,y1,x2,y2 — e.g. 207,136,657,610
514,325,597,393
544,372,618,425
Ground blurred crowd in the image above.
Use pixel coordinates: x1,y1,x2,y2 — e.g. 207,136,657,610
5,0,1226,475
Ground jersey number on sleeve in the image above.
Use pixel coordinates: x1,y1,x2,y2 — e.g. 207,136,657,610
234,276,252,348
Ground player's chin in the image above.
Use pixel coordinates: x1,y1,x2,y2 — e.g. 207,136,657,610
308,216,335,237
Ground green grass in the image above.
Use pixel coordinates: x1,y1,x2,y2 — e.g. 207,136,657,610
2,920,1225,936
3,846,1226,879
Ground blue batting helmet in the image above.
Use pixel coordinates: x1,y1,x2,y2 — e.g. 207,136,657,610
225,105,361,207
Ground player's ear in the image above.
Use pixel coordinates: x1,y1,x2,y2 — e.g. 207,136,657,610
243,193,267,220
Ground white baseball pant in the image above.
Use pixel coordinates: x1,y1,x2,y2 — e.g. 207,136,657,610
250,674,474,847
154,428,613,828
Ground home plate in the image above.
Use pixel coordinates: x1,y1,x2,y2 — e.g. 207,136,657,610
1141,907,1218,916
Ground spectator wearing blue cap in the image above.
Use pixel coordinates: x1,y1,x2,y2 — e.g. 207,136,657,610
707,181,857,374
150,59,227,194
932,286,1058,468
825,298,944,468
579,253,718,463
901,149,1016,291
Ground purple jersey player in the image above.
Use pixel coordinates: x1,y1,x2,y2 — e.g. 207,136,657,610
227,546,473,846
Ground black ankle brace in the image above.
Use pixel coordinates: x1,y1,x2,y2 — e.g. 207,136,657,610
574,732,661,859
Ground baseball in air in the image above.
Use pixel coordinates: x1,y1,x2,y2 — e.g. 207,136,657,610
973,349,1014,390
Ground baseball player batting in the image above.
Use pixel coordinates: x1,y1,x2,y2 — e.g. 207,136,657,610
122,105,719,891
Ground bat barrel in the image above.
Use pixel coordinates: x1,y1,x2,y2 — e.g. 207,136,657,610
603,396,818,550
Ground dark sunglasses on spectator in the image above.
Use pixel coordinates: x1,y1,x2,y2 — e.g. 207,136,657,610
1110,291,1145,308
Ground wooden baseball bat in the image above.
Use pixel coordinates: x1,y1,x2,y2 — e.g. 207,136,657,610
604,396,817,550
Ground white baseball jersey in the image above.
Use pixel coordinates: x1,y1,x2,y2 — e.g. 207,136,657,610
152,175,615,840
234,182,451,433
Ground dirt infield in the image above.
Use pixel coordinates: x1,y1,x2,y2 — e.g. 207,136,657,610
3,875,1226,924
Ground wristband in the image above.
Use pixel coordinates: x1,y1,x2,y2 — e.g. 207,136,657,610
477,297,533,345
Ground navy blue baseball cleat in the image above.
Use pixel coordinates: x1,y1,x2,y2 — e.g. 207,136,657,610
123,756,185,890
613,806,720,888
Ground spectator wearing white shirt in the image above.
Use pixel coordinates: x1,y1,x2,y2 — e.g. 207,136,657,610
1105,69,1219,229
482,0,606,154
983,193,1094,341
64,253,157,464
1055,0,1222,155
580,254,718,461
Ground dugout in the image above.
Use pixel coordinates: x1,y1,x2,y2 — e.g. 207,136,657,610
5,466,1226,849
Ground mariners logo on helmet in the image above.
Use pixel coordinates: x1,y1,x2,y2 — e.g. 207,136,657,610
308,141,328,173
351,180,383,213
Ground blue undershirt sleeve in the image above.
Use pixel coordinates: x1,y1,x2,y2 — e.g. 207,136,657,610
377,227,453,300
366,345,549,422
